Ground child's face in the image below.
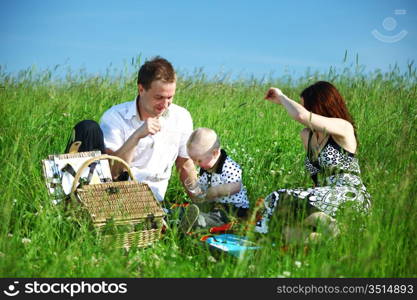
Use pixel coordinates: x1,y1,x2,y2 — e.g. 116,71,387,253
188,148,220,170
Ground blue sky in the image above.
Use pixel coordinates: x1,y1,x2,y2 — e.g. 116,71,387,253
1,0,416,79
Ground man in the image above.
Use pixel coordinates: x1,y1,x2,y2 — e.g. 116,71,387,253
99,56,195,201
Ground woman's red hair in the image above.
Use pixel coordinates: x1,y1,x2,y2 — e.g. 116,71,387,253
300,81,356,135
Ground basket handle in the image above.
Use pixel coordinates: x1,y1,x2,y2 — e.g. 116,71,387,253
71,154,135,194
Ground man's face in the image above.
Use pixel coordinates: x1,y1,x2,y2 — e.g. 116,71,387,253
138,80,176,119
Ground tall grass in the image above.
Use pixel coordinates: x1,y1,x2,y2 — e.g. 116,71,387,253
0,60,416,277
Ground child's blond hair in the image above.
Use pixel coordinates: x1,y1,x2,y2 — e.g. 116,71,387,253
187,128,220,155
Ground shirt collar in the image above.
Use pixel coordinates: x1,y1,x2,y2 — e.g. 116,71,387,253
199,149,228,175
124,96,139,120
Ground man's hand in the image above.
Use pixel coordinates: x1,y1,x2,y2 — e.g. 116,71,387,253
108,117,161,178
176,157,198,197
136,117,161,139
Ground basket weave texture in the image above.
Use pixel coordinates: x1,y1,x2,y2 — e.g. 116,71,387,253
76,180,165,249
43,152,165,249
48,151,102,160
77,181,165,224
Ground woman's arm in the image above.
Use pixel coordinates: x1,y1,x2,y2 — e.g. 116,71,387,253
265,87,353,139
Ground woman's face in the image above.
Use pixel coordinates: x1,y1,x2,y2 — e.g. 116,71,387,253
300,97,305,107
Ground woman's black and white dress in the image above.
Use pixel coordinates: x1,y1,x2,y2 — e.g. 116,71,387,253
255,133,371,234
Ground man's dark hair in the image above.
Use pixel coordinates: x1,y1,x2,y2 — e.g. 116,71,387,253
137,56,176,90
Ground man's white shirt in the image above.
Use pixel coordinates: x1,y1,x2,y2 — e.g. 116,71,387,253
100,99,193,201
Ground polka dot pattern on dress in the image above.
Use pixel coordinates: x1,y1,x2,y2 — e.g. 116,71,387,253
198,154,249,209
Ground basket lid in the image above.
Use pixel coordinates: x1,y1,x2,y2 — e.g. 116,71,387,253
76,181,165,224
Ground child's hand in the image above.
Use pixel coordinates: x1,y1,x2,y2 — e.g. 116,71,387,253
205,188,218,202
191,193,208,203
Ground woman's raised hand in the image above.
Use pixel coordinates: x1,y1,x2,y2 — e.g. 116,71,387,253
264,87,285,104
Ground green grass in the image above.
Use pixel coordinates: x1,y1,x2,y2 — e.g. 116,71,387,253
0,60,416,277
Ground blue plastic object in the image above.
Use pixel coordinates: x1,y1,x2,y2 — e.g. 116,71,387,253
204,234,261,257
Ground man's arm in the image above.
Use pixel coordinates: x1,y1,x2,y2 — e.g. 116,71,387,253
107,118,161,178
108,128,144,177
176,156,197,198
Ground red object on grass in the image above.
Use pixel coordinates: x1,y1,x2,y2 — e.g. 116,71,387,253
209,223,233,234
200,235,212,242
170,202,190,209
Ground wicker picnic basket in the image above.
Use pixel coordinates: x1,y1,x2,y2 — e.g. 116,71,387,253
70,154,165,249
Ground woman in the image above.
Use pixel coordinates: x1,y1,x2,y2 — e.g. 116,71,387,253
255,81,371,235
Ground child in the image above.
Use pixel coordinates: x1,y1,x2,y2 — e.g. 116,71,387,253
180,128,249,233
